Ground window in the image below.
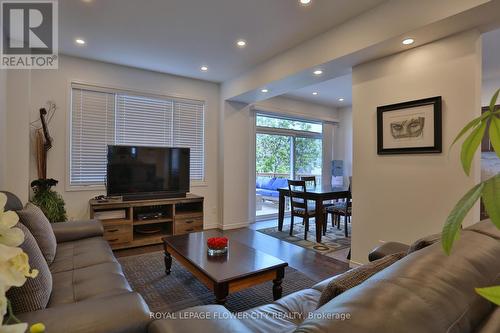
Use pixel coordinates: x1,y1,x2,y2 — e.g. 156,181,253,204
70,85,205,186
255,114,323,217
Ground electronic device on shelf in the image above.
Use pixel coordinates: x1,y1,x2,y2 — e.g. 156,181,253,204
136,212,165,221
106,145,190,201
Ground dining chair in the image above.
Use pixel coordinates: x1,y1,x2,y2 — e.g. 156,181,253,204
301,176,335,236
325,178,352,237
288,179,315,241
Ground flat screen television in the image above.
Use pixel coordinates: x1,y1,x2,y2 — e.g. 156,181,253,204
107,145,190,200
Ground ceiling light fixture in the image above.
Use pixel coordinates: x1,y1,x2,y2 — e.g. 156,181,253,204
200,66,208,72
402,38,415,45
313,70,323,76
299,0,312,5
338,98,345,102
236,39,247,48
312,92,318,95
261,89,269,93
75,38,86,45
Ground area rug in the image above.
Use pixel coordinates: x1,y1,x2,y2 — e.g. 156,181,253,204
258,220,351,263
118,251,318,313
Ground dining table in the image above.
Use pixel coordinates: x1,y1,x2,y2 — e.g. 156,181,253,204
277,185,350,243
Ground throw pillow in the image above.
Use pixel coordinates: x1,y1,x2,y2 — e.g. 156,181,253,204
317,252,406,308
6,223,53,313
407,233,441,254
17,202,57,264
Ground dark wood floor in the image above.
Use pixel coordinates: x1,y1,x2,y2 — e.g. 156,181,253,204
115,224,349,282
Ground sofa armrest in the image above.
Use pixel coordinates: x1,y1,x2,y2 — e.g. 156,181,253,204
52,219,104,243
16,292,150,333
368,242,409,262
148,305,253,333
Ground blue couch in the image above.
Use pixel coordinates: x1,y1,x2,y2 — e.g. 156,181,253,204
256,177,288,201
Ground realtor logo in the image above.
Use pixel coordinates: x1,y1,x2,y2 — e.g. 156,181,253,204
1,0,58,69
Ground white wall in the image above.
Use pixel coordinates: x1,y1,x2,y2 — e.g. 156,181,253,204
22,55,221,227
220,95,339,229
334,106,353,177
351,30,482,264
0,69,6,188
482,77,500,105
4,70,31,202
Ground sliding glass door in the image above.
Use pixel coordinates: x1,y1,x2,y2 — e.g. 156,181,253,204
255,114,323,218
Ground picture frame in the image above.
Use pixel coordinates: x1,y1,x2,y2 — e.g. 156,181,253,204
377,96,442,155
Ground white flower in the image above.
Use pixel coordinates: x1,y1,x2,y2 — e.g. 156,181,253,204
0,244,38,288
0,194,24,247
0,323,28,333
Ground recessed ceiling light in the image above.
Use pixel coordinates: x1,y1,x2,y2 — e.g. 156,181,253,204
75,38,86,45
313,70,323,76
200,66,208,72
402,38,414,45
338,98,345,102
312,92,318,95
236,39,247,48
299,0,312,5
261,89,269,93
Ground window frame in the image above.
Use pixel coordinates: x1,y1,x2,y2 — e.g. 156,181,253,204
66,81,207,192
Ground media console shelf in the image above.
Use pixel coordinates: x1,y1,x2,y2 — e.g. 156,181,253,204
89,194,204,250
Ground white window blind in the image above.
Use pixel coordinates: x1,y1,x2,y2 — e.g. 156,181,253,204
173,101,205,180
116,94,174,146
70,85,205,186
70,88,115,185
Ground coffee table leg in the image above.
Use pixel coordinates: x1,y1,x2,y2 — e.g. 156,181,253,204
214,283,229,305
164,243,172,275
273,267,285,300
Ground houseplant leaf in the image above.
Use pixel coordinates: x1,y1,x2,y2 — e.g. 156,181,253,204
489,114,500,159
488,88,499,113
475,286,500,305
482,174,500,229
460,120,487,176
450,111,490,149
442,182,484,255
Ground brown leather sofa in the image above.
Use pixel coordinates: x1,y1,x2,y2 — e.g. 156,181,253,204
3,191,151,333
149,220,500,333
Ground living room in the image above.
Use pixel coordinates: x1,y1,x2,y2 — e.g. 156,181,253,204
1,1,500,332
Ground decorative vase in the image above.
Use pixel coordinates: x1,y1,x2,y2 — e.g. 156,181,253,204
207,237,228,256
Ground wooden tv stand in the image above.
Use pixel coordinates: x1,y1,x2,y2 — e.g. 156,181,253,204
89,194,204,250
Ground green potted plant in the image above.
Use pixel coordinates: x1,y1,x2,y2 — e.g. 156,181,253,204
442,88,500,305
30,179,67,223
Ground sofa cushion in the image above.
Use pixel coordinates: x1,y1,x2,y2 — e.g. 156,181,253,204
274,288,322,324
270,178,288,190
49,236,117,273
239,303,298,333
256,176,272,189
7,223,52,314
17,202,57,265
256,189,279,197
261,177,277,190
317,252,405,308
407,233,440,254
297,230,500,333
49,261,132,306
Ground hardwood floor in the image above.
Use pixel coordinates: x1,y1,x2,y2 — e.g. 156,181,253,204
115,221,349,282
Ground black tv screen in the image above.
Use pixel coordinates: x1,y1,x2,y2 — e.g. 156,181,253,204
107,146,190,199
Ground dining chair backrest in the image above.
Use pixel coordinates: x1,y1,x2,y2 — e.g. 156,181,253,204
300,176,316,187
288,179,308,212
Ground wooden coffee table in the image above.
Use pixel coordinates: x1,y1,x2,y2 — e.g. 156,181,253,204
162,230,288,305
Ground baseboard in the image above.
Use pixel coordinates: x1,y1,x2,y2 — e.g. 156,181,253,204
349,259,363,268
203,224,219,230
217,220,252,230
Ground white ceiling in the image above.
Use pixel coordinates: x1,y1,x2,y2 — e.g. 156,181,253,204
282,27,500,108
283,74,352,108
483,28,500,81
60,0,387,82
